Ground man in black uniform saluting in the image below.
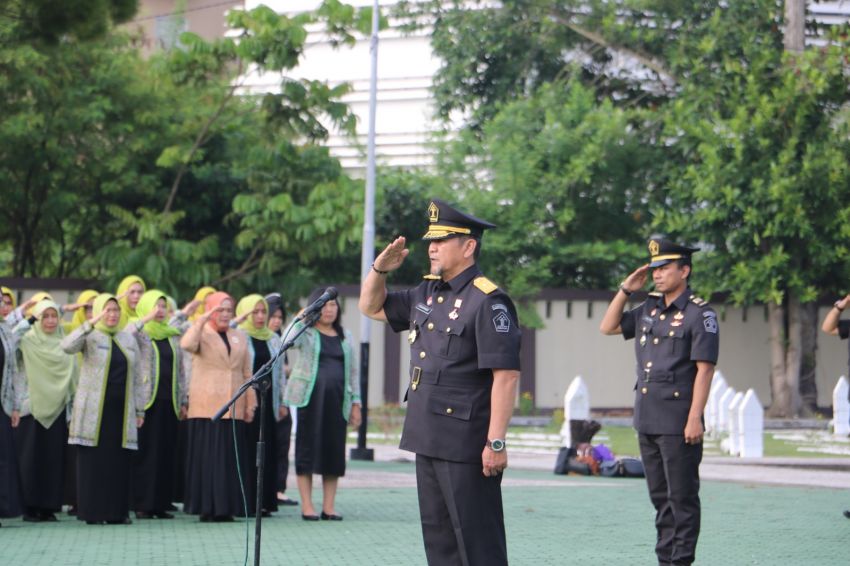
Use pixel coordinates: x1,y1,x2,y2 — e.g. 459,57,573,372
599,238,719,566
359,199,521,566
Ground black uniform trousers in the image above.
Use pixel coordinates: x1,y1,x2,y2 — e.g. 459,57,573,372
638,434,702,566
415,454,507,566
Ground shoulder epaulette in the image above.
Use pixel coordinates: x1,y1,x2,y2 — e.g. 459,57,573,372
689,295,709,307
423,274,440,280
473,276,498,294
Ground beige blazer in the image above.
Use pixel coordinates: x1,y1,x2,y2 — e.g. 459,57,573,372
180,321,256,420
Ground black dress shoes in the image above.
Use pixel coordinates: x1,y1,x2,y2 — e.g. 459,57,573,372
301,513,320,521
154,511,175,519
135,511,154,519
277,496,298,506
320,512,343,521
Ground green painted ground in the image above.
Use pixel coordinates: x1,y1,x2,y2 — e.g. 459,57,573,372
1,459,846,565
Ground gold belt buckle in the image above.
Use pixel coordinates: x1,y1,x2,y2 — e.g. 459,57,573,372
411,366,421,391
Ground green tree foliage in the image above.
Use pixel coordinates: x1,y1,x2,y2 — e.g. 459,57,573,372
0,2,378,306
0,0,138,44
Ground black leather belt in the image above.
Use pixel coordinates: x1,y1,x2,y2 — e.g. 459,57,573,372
641,370,694,383
411,367,493,389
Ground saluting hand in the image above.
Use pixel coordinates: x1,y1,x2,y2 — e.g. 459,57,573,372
373,236,409,273
232,311,250,325
837,294,850,311
622,264,651,293
89,309,109,326
198,305,223,324
181,299,201,317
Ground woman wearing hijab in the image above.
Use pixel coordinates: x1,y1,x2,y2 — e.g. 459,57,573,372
62,294,147,525
60,289,98,517
12,300,78,522
65,289,99,333
181,291,256,522
170,286,217,333
266,292,297,507
236,294,285,516
285,288,361,521
1,287,16,321
116,275,146,326
132,290,187,519
0,297,24,526
168,285,215,506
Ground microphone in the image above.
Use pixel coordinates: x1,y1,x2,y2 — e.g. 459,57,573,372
296,287,338,321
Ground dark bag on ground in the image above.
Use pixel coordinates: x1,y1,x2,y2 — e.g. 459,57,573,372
553,447,576,475
598,457,646,478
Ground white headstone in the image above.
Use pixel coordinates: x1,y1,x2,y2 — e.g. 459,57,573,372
560,376,590,447
717,387,736,433
727,391,745,455
832,376,850,436
706,371,728,436
738,389,764,458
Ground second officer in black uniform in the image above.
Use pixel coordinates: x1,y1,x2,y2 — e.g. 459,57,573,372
360,199,522,566
599,238,719,566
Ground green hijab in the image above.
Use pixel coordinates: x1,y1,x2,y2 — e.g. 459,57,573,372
92,294,126,336
20,301,78,428
236,294,274,341
137,290,180,341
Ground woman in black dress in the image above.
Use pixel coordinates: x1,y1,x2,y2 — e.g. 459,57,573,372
236,294,285,516
132,290,186,519
14,300,77,522
62,294,146,525
0,303,23,527
285,289,361,521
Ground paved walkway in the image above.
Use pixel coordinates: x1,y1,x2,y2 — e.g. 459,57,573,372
2,442,848,565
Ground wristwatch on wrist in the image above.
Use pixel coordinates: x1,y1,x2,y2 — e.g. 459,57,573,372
835,300,845,312
487,438,506,452
619,284,633,297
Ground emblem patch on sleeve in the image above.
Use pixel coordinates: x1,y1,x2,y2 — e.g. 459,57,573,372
493,311,511,333
703,317,718,334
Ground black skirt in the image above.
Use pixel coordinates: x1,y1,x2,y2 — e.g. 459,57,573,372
16,412,66,513
0,403,22,518
295,333,347,477
133,396,178,512
77,387,132,522
77,343,132,523
246,337,278,512
183,418,252,518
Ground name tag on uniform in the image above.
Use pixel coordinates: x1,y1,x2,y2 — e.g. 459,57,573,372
415,303,432,315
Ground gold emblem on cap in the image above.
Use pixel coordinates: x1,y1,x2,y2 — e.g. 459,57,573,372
649,239,660,256
428,202,439,223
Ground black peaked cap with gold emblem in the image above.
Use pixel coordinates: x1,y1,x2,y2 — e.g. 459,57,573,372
422,198,496,241
648,237,700,268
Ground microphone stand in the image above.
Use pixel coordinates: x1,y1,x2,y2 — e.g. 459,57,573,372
213,310,320,566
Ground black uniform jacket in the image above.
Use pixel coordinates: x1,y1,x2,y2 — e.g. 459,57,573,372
383,265,522,464
620,288,719,435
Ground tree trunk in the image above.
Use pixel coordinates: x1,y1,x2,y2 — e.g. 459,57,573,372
783,0,806,53
767,302,792,417
798,301,819,415
785,295,803,417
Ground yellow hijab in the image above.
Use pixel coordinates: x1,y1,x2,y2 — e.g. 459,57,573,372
189,286,217,322
93,294,127,336
236,294,274,341
20,301,78,428
69,289,99,331
116,275,146,323
1,286,16,308
25,291,53,317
